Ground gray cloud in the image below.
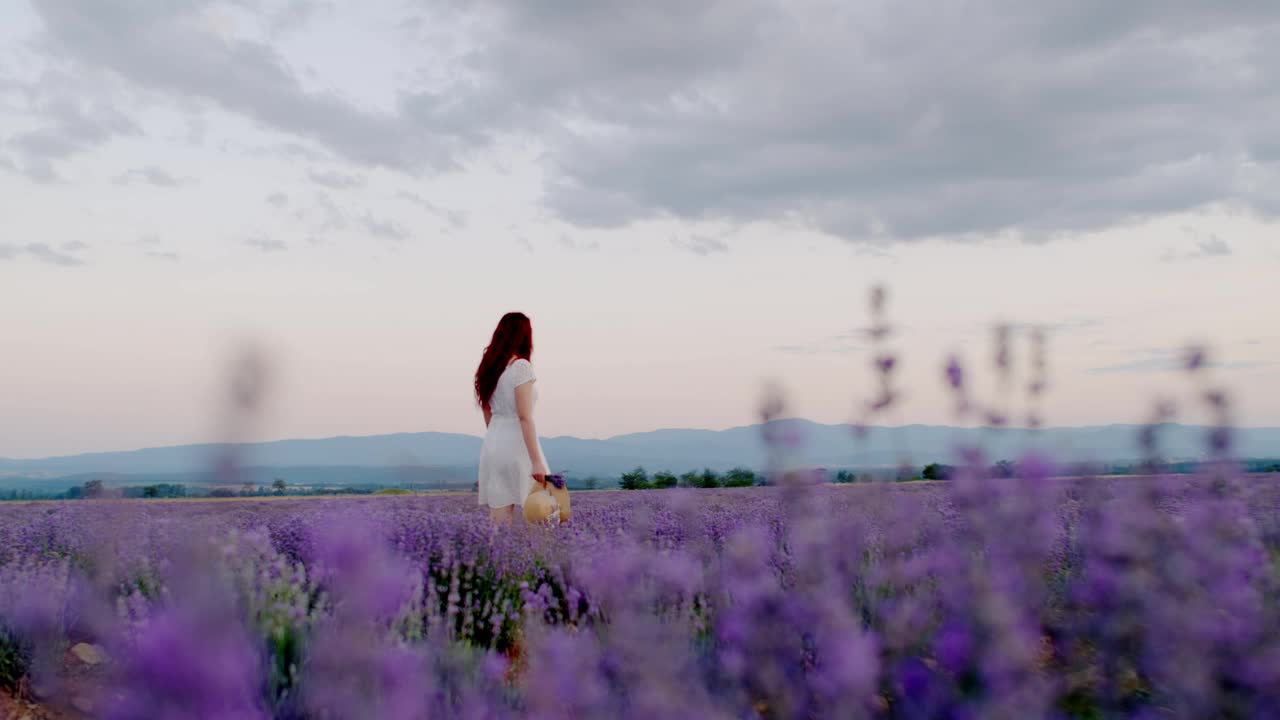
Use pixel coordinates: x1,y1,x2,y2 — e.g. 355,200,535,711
1197,237,1233,257
5,90,139,182
397,190,428,205
291,193,348,236
245,237,288,253
396,191,468,228
145,250,180,262
357,212,410,241
672,235,729,256
30,244,83,266
308,169,365,189
1162,233,1233,261
266,192,289,208
22,1,1280,243
441,209,468,229
61,240,89,252
265,0,333,35
0,242,84,266
115,165,188,187
404,1,1280,241
252,141,331,164
315,193,347,232
558,234,600,251
28,1,458,173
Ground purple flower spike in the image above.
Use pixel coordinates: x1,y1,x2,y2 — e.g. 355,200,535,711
870,285,887,315
1184,346,1206,371
1204,389,1229,410
994,324,1012,371
1016,450,1054,483
1209,425,1232,455
944,356,964,390
869,391,897,412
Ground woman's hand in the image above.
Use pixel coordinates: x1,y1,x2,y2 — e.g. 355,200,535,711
532,459,551,486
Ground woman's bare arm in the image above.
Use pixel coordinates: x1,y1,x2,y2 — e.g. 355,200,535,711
515,381,548,482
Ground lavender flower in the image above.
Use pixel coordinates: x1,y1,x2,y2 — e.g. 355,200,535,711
945,355,964,390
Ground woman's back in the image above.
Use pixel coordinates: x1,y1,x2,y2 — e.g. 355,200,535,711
489,359,535,418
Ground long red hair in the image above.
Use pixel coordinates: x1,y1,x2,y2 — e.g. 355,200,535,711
475,312,533,411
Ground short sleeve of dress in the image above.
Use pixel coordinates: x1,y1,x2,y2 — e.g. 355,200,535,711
509,359,536,387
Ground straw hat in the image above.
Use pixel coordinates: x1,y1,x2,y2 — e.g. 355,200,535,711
523,488,560,524
522,477,570,524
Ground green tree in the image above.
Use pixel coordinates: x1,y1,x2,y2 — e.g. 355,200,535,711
272,478,287,494
83,479,105,498
991,460,1015,479
619,467,650,490
583,477,599,490
922,463,954,481
696,468,721,489
679,471,700,488
723,467,756,487
142,485,160,498
834,469,855,484
651,471,678,489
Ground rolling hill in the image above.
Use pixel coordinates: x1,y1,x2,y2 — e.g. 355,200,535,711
2,421,1279,489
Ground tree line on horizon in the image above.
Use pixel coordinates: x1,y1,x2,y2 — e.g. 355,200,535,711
592,457,1280,491
3,458,1278,502
606,463,957,490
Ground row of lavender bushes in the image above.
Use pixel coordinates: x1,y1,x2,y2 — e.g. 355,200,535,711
2,447,1280,717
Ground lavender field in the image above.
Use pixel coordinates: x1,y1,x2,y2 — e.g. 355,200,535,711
3,463,1280,719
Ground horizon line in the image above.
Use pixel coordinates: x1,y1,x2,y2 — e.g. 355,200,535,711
4,418,1279,463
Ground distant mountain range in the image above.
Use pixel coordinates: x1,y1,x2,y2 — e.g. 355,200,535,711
3,421,1279,490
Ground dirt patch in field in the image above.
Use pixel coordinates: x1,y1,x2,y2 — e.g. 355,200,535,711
0,644,114,720
1,689,67,719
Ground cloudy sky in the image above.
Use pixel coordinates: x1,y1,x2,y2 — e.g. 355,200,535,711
1,0,1278,458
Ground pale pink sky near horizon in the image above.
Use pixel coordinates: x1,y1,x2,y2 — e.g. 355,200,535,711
2,2,1278,458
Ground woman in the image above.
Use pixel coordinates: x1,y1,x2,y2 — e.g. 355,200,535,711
474,312,551,525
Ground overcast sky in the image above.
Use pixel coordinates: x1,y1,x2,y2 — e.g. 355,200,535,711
2,0,1278,458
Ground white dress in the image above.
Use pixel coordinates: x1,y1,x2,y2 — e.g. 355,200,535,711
478,359,549,508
